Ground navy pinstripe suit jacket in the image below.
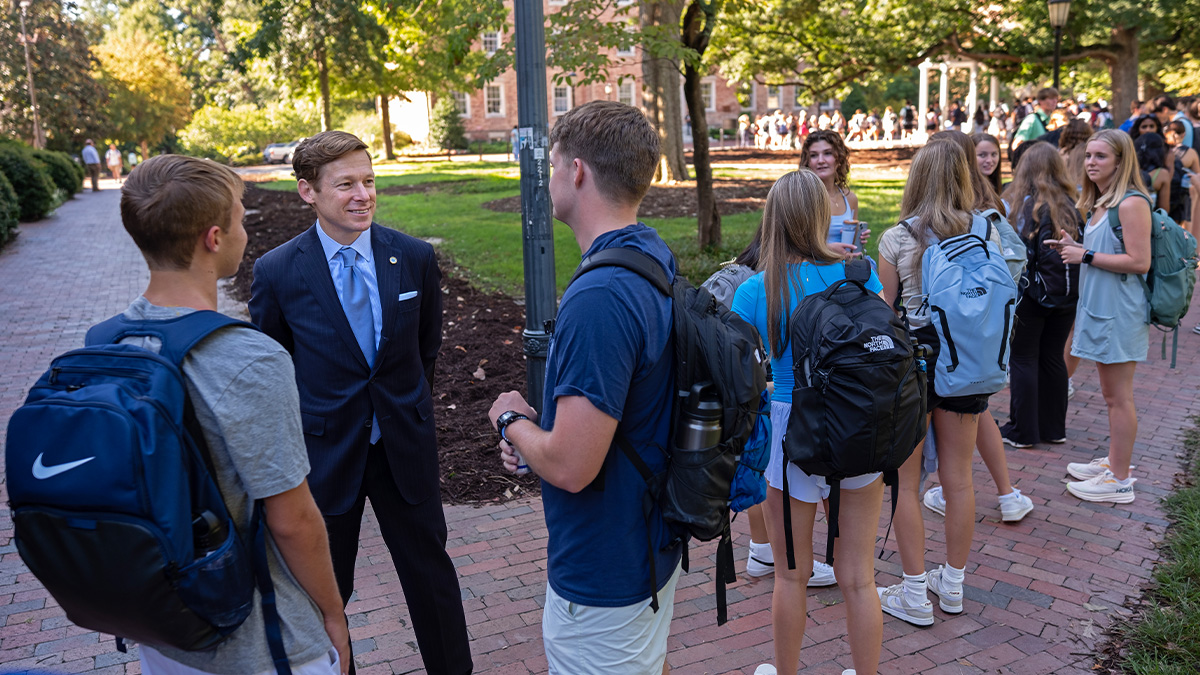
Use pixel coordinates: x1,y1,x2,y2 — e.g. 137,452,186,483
249,223,443,514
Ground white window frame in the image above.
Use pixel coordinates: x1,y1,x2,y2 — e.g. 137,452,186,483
485,84,504,117
482,31,501,56
451,91,470,118
549,0,567,5
553,85,574,116
701,79,716,113
766,85,780,109
618,80,636,107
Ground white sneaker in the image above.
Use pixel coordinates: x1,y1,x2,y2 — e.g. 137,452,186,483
746,549,774,578
809,559,837,587
1066,456,1136,481
877,582,934,626
753,665,777,675
1067,378,1076,399
999,489,1034,522
926,566,964,614
922,486,946,516
1067,469,1136,504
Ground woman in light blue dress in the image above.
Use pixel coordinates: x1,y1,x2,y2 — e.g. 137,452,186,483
1045,129,1151,504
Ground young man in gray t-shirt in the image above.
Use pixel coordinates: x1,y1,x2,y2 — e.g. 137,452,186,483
116,155,350,675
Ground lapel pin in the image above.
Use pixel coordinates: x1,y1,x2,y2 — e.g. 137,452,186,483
389,256,397,265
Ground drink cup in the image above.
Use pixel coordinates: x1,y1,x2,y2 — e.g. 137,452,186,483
509,443,530,475
840,220,860,251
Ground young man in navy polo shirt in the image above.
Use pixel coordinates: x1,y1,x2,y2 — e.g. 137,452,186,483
488,101,681,673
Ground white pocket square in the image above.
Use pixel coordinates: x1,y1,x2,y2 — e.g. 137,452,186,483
398,291,418,301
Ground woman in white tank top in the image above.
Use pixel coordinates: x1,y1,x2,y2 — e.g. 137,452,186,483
799,130,869,253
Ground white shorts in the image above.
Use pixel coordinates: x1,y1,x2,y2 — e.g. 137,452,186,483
140,646,339,675
767,401,881,503
543,562,682,675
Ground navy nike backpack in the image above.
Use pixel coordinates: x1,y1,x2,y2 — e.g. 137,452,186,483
6,312,291,672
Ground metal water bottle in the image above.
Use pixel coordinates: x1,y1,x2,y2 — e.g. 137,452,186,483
676,382,722,451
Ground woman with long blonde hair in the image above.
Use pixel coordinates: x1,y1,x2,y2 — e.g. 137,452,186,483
732,170,885,675
1049,129,1151,503
998,142,1084,446
875,140,1004,627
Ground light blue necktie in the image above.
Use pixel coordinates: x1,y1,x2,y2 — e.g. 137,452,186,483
338,247,376,366
338,248,381,444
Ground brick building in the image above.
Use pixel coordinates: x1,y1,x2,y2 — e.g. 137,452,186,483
387,0,836,144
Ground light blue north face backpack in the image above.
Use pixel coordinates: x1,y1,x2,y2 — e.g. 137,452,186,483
907,215,1020,397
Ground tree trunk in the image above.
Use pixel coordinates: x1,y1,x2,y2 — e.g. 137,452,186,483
316,41,333,131
640,0,689,183
140,140,150,162
1107,26,1139,126
381,93,395,160
682,0,720,248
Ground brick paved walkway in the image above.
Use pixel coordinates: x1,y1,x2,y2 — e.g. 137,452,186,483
2,187,1198,674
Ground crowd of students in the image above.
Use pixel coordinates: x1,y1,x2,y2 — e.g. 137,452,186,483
710,88,1200,674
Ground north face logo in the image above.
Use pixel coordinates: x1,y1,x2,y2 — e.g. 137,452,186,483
961,287,987,298
865,335,895,352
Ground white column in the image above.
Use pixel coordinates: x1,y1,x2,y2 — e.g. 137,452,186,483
938,62,949,120
989,72,999,110
967,63,979,133
917,60,931,142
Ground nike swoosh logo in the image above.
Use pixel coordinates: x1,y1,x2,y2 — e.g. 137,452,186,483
32,453,96,480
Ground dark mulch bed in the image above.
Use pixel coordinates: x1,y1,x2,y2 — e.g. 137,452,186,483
483,178,775,219
230,185,537,504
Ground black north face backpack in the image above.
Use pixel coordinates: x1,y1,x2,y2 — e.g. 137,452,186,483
567,247,767,625
782,261,928,568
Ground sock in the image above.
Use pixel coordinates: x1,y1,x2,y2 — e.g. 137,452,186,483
997,489,1022,505
902,572,927,605
1114,476,1135,486
942,563,965,586
749,541,773,563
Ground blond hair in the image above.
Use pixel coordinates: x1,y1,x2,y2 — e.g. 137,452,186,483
759,169,842,355
1077,129,1149,215
1001,142,1081,241
898,140,973,268
120,155,244,270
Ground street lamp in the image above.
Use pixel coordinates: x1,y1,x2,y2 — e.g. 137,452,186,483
17,0,44,149
1047,0,1071,91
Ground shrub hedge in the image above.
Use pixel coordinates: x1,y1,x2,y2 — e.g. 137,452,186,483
0,145,57,221
32,149,82,197
0,169,17,246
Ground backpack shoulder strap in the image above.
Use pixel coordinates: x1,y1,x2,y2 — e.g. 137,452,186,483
569,248,673,298
87,311,256,365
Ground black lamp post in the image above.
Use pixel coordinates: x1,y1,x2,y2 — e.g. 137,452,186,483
1048,0,1071,91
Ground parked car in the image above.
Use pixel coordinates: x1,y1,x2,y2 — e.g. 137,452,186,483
264,139,302,164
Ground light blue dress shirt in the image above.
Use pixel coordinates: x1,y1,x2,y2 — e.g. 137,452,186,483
315,222,383,352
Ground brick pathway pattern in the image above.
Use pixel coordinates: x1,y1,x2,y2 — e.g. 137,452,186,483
1,187,1197,674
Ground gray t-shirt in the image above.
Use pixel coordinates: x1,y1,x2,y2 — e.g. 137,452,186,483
121,297,330,673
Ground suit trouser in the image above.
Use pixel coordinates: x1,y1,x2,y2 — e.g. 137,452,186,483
324,439,473,675
86,163,100,191
1001,300,1076,445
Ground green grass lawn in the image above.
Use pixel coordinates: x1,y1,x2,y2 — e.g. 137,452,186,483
261,162,904,296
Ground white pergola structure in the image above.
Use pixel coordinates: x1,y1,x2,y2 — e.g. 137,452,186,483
916,58,1001,140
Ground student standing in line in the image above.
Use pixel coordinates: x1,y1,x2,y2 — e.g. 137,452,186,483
999,142,1083,447
921,131,1033,524
876,140,1004,626
1048,130,1152,504
735,170,884,675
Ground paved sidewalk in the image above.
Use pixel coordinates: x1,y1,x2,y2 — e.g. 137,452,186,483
1,188,1198,674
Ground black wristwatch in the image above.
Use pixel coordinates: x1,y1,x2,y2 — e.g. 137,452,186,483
1082,249,1095,265
496,410,530,443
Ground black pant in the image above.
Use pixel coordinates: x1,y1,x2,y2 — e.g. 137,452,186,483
1001,300,1076,444
86,163,100,191
324,440,472,675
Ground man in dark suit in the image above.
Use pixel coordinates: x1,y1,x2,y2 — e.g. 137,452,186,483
249,131,471,675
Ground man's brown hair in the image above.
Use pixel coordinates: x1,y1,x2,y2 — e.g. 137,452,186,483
549,101,659,207
120,155,244,270
292,131,370,187
1036,87,1059,102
